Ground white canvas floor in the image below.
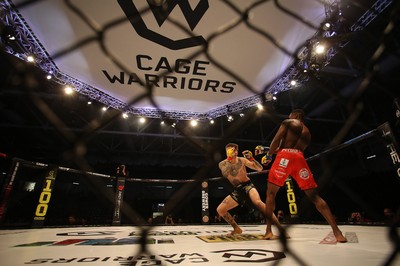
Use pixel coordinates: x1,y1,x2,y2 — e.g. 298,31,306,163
0,224,398,266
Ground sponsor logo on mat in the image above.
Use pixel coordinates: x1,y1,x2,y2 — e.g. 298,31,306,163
197,233,265,243
23,249,285,264
14,237,174,247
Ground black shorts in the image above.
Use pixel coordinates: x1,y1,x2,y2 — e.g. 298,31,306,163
230,180,255,206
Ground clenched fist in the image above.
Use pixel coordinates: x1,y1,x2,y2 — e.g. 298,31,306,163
255,145,269,156
242,150,254,161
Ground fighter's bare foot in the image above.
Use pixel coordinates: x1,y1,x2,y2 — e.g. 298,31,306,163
263,232,279,240
335,232,347,243
263,232,290,240
227,228,242,236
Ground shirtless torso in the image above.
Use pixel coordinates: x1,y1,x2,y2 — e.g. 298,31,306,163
219,157,251,186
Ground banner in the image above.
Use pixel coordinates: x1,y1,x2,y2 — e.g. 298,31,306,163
112,177,126,225
285,178,298,219
32,167,58,228
378,122,400,179
201,181,209,224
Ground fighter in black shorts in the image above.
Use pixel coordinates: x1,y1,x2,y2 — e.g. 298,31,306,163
217,143,284,238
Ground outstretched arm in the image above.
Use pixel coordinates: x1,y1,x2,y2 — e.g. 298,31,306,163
245,158,263,172
242,150,263,171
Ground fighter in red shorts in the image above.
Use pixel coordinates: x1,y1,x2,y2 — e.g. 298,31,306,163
257,109,347,242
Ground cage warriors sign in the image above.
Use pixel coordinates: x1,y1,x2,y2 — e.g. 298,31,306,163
101,0,236,98
14,0,326,113
102,55,236,93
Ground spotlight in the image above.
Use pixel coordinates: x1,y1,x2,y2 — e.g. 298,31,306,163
171,122,176,128
160,121,165,125
26,55,35,63
322,22,331,31
139,117,146,124
257,103,264,110
64,86,73,95
227,115,234,122
239,113,244,117
210,119,215,124
1,26,16,42
290,80,297,86
122,113,129,119
45,71,53,80
314,43,326,54
190,119,198,127
87,101,92,105
102,106,107,112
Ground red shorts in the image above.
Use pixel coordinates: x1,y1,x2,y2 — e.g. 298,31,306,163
268,149,317,190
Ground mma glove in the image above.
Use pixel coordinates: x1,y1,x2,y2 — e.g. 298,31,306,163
261,154,273,165
226,147,235,161
255,145,269,156
242,150,254,161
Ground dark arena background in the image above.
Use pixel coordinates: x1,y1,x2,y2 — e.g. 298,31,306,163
0,0,400,265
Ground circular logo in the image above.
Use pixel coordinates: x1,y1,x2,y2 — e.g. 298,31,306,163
202,181,208,188
299,168,310,179
202,215,209,223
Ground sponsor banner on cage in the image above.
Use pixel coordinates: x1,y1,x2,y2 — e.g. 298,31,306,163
112,177,126,225
201,181,209,224
285,178,298,218
32,167,58,228
379,122,400,179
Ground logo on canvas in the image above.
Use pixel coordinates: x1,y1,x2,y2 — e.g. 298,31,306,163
118,0,209,50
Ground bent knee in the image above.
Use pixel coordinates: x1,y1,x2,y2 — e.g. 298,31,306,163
216,205,226,216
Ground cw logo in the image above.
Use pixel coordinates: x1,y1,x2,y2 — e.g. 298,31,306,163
118,0,209,50
212,249,286,263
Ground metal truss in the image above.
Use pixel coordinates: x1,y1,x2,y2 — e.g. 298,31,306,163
0,1,59,76
325,0,393,62
351,0,393,31
0,0,392,121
